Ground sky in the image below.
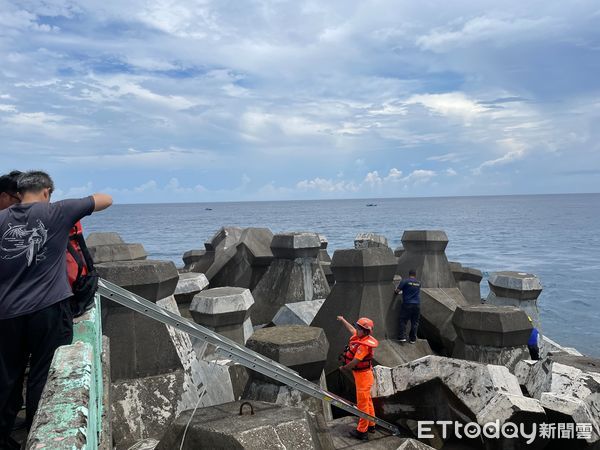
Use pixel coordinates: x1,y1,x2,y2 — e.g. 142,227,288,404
0,0,599,203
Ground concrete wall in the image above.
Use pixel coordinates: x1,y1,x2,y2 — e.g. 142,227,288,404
27,295,110,449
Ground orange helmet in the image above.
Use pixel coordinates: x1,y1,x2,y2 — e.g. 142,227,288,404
356,317,374,331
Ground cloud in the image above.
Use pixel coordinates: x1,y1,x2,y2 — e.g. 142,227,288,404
416,15,559,52
473,138,528,174
405,92,488,120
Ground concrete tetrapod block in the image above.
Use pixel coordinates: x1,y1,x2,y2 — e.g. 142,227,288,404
373,356,546,448
182,249,206,267
449,261,483,304
190,287,254,345
354,232,389,249
452,305,532,371
111,296,250,448
174,272,209,318
86,231,124,246
486,271,543,325
271,231,321,259
89,243,148,263
207,227,274,290
246,325,329,381
327,416,434,449
419,287,469,355
317,234,334,287
515,353,600,446
96,260,179,302
396,230,457,288
311,247,399,377
251,232,330,325
156,400,333,450
271,299,325,326
244,326,332,423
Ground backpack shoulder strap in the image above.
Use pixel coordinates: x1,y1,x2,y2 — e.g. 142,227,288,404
67,238,85,281
75,233,95,271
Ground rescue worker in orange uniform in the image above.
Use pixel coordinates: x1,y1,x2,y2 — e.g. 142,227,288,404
337,315,379,441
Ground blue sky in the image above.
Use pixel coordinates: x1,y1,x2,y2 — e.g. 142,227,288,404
1,0,599,203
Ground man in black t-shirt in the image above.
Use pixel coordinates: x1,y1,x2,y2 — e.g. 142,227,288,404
0,171,112,446
394,269,421,343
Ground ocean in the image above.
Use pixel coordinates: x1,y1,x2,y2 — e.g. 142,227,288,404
84,193,600,357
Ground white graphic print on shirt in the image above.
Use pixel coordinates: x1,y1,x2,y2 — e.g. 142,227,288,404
0,220,49,266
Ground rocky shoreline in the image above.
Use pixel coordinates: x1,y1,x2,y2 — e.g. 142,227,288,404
80,228,599,449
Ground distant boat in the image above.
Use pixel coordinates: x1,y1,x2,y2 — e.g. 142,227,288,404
205,208,213,211
366,203,377,207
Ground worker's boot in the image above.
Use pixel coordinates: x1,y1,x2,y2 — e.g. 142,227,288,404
368,426,376,433
348,429,368,441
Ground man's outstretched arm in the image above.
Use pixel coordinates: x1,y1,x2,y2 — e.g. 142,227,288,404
92,193,113,212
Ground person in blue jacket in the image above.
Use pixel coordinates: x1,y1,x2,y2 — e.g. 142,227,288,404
528,316,540,360
394,269,421,343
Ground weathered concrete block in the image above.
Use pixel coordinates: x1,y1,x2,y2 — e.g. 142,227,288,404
394,246,405,258
246,325,329,381
327,416,432,449
190,287,254,344
354,232,389,249
187,250,215,274
174,272,209,319
375,339,433,368
488,271,543,300
156,401,332,450
96,260,179,302
86,232,124,246
419,287,469,354
182,249,206,267
271,231,321,259
452,304,532,347
252,233,330,325
515,353,600,445
207,227,274,290
272,299,325,326
90,243,148,263
449,261,483,304
111,298,250,448
312,247,398,377
486,271,543,325
373,356,546,448
317,235,334,287
396,230,457,288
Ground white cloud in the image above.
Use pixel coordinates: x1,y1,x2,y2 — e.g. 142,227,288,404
417,15,559,52
446,168,457,176
296,177,359,193
473,138,528,174
405,92,487,120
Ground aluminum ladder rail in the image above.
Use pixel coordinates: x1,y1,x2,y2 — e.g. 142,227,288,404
97,278,400,435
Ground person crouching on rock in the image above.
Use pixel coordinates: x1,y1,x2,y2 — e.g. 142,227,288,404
337,315,379,441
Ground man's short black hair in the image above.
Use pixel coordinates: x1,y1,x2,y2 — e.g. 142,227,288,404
17,171,54,194
409,269,417,276
0,170,22,195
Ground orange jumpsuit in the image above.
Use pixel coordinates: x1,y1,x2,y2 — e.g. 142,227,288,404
347,334,379,432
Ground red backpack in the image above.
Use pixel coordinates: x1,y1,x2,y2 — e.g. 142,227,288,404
66,222,98,317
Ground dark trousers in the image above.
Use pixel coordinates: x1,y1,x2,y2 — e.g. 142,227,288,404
0,299,73,436
398,303,420,342
528,345,540,360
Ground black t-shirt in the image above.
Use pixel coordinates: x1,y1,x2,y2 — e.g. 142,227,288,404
0,197,95,319
398,277,421,304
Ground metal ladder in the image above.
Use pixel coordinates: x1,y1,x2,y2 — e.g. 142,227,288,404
97,278,400,435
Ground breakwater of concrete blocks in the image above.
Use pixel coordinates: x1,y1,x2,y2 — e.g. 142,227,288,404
29,229,600,450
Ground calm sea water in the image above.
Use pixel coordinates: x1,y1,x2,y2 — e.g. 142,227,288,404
85,194,600,357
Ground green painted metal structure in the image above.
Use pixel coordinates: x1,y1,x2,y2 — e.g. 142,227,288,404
26,295,104,449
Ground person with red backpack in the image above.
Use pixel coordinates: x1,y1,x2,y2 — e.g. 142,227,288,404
0,171,111,449
337,315,379,441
